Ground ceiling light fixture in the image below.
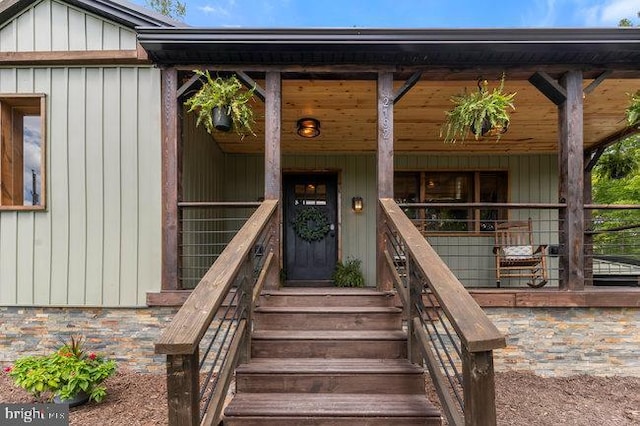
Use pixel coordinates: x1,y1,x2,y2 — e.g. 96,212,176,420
296,118,320,138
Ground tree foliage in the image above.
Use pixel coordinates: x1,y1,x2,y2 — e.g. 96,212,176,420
146,0,186,20
592,135,640,256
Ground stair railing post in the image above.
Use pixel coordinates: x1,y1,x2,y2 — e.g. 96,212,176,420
407,257,422,365
166,349,200,426
462,346,497,426
240,258,252,365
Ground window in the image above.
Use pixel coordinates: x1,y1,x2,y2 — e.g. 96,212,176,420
0,95,45,209
394,171,508,233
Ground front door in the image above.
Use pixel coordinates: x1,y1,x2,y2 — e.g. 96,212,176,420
284,173,338,284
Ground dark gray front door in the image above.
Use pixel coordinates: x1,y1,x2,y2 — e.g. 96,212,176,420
284,173,338,283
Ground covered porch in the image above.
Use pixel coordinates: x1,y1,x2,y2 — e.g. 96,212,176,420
140,28,640,306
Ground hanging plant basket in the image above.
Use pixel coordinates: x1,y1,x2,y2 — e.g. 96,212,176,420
441,74,516,143
625,90,640,128
213,106,232,132
291,207,331,242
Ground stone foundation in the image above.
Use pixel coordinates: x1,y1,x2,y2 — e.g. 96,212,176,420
0,307,178,373
1,306,638,377
488,307,640,376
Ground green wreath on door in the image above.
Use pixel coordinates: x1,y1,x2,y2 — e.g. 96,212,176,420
292,207,331,242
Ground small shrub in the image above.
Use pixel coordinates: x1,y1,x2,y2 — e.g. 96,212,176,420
332,258,365,287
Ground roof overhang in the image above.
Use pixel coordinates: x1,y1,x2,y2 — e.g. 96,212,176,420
137,27,640,72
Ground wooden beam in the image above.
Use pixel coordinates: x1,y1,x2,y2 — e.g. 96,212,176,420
0,50,149,65
462,347,498,426
528,71,566,105
236,70,266,102
583,70,612,95
588,126,640,152
176,72,203,100
393,70,423,105
161,68,181,291
166,351,199,426
377,72,394,292
264,72,281,200
584,146,606,173
558,70,584,291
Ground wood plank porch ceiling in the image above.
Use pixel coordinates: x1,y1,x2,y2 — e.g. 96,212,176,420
209,76,640,154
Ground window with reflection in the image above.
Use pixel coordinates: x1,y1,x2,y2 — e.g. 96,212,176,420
0,95,45,209
394,171,507,233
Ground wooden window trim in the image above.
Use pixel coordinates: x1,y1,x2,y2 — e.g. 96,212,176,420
0,94,46,211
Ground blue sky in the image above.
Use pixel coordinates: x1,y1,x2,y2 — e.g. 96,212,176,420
136,0,639,27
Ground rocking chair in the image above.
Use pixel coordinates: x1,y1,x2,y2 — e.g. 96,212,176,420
494,218,548,288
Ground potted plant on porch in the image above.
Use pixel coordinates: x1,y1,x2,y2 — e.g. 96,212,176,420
441,74,516,143
332,257,365,287
184,70,256,139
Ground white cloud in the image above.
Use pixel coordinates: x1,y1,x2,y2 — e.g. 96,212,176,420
197,0,236,16
577,0,638,26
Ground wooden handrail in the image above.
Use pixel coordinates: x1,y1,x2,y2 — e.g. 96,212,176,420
380,198,505,353
156,199,277,355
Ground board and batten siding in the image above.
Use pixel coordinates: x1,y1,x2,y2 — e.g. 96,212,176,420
0,0,137,52
0,66,162,306
218,153,558,287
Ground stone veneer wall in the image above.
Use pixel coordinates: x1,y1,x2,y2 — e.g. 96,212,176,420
1,307,638,377
488,307,640,377
0,307,178,374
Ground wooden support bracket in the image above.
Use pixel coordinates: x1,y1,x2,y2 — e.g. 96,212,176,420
393,71,423,105
528,71,566,105
236,70,266,102
176,72,203,99
584,146,606,173
583,70,612,95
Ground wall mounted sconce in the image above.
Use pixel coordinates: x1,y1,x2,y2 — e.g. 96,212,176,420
297,117,320,138
352,196,364,213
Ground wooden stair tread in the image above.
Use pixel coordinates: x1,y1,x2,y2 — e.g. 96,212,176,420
262,288,393,296
236,358,423,374
252,330,407,340
224,393,440,418
255,306,402,313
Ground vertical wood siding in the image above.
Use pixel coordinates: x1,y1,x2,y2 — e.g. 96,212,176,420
0,66,162,306
0,0,137,52
220,153,557,287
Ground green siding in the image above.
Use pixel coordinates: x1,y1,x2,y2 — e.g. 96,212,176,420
217,153,558,288
0,0,136,52
0,66,162,306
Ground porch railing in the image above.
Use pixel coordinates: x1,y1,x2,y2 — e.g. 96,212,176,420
156,200,278,425
179,202,261,289
380,198,506,426
396,202,640,288
586,204,640,286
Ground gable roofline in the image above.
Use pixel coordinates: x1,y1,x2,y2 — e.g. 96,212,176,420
0,0,183,29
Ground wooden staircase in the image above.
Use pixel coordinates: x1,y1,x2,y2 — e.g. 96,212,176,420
223,288,442,425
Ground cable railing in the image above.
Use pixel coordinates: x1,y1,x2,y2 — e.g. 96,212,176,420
381,198,506,426
179,202,261,289
156,200,278,425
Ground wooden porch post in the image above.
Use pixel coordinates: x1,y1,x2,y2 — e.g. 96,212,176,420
264,71,281,289
558,70,584,291
584,159,593,286
377,72,394,291
161,67,181,291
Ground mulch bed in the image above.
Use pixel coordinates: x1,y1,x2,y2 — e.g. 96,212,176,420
1,370,639,425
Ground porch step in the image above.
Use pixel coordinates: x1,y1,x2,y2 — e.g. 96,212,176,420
251,330,408,359
223,393,441,426
236,358,425,394
259,288,397,307
253,306,403,330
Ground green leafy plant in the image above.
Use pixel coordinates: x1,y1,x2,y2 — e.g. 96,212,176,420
625,90,640,127
184,70,256,138
4,336,117,403
441,74,516,143
332,257,365,288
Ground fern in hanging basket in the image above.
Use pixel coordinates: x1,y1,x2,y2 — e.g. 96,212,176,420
441,74,516,143
625,90,640,128
184,70,256,138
